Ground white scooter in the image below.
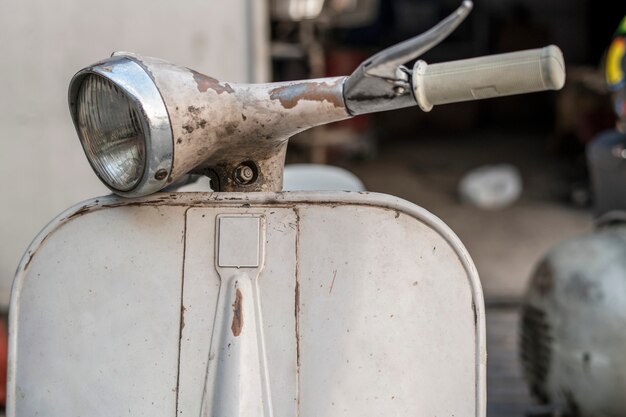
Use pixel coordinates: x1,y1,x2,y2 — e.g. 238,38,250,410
8,2,565,416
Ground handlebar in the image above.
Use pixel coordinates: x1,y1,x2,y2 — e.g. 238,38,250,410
344,0,566,116
70,0,570,195
412,46,565,111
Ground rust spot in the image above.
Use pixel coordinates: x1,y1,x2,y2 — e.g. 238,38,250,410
182,123,194,134
269,80,344,109
177,138,183,144
190,69,234,94
294,207,301,405
23,251,35,271
66,204,94,220
231,288,243,336
222,121,238,136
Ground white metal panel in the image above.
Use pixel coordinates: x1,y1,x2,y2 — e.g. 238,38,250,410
10,192,485,417
174,207,221,417
178,208,299,417
9,205,187,416
297,204,479,416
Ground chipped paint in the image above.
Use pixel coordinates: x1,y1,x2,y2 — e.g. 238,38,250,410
269,80,344,110
174,207,189,417
190,69,234,94
293,207,301,416
231,288,243,336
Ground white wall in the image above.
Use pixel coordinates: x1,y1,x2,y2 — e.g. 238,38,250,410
0,0,269,307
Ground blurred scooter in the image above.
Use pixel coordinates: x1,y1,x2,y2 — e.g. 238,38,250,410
520,21,626,417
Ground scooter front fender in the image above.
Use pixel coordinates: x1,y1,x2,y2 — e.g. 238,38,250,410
9,191,485,417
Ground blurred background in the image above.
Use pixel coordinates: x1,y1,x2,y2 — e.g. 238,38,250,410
2,0,626,414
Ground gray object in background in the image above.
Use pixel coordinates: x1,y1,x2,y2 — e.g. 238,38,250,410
588,130,626,217
521,221,626,417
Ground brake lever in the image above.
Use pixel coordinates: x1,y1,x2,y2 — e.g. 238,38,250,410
364,0,473,80
344,1,473,115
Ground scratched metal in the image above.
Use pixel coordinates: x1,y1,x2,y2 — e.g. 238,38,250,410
134,54,349,192
9,191,486,417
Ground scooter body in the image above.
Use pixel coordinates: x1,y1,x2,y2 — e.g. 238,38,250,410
10,191,485,416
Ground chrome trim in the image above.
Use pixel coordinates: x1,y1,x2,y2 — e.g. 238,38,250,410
68,56,174,197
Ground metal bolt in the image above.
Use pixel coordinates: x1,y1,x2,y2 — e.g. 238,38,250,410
154,169,168,181
234,164,255,185
393,86,406,95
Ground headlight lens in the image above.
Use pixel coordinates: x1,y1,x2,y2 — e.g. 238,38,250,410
76,74,146,191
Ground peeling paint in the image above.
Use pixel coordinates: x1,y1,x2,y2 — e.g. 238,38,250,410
190,69,234,94
180,305,186,331
269,81,344,109
174,206,190,416
294,207,301,416
231,288,243,336
66,204,95,221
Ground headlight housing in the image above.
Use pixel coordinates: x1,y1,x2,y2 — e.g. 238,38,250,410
68,56,173,197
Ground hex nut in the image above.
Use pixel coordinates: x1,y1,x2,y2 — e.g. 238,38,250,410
234,163,257,185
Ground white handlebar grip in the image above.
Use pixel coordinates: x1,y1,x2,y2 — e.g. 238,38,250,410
412,45,565,111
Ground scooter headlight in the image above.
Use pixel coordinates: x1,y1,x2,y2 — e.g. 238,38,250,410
68,56,173,197
75,74,146,191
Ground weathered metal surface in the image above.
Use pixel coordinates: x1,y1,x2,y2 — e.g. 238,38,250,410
68,5,564,198
9,204,187,416
521,224,626,416
70,54,350,195
133,54,349,192
10,192,486,417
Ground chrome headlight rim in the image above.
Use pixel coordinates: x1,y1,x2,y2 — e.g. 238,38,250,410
68,55,173,197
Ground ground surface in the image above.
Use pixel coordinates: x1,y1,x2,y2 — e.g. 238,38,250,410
487,307,534,417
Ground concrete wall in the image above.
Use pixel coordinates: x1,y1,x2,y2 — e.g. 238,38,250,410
0,0,269,308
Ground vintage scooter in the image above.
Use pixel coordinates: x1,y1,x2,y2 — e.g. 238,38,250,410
8,2,564,416
519,29,626,417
